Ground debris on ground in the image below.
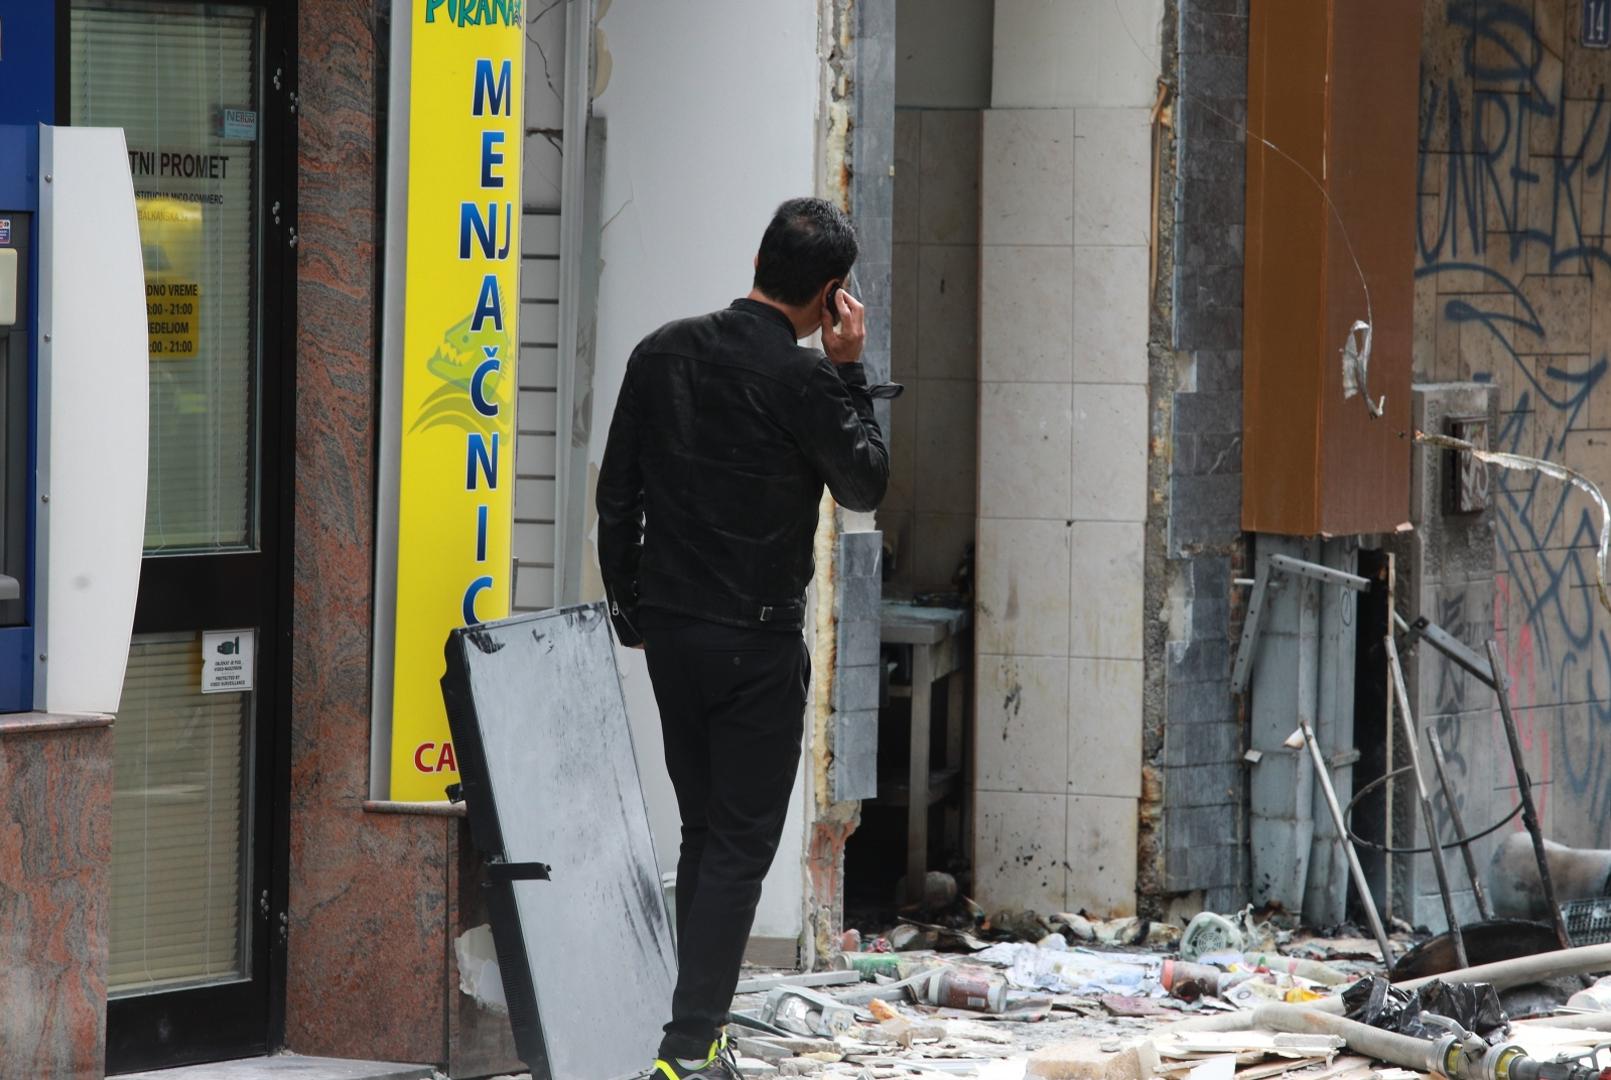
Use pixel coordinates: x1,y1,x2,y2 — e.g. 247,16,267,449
703,906,1611,1079
1567,973,1611,1011
1339,977,1507,1040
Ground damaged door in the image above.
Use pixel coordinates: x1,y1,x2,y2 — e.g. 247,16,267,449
441,603,676,1079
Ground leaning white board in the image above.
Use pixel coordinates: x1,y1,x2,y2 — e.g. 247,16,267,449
441,603,676,1080
34,125,149,715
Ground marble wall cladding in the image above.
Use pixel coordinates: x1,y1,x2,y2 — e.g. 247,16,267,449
448,824,523,1078
0,722,112,1080
887,108,981,593
1163,0,1249,910
289,0,453,1066
972,98,1150,916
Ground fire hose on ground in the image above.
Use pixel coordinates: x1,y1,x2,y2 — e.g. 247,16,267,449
1249,1004,1611,1080
1163,944,1611,1035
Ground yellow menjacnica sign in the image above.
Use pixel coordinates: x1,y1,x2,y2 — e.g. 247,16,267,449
390,0,525,799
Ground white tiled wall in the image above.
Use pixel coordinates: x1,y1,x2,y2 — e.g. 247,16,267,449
991,0,1166,110
887,109,981,593
972,64,1153,912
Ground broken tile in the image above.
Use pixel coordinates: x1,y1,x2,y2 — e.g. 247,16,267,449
974,790,1069,915
976,655,1071,795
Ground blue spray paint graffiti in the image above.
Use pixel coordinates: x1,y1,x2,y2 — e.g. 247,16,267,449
1418,0,1611,839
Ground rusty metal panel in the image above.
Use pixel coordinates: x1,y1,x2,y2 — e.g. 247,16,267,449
1242,0,1417,536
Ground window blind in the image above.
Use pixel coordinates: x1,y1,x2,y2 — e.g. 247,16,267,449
109,633,249,996
70,1,261,554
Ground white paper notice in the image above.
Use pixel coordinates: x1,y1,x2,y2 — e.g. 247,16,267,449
201,628,255,694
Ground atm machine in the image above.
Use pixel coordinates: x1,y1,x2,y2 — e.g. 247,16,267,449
0,26,151,715
0,186,30,709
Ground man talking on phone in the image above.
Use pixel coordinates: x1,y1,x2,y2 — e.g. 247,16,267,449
597,197,889,1079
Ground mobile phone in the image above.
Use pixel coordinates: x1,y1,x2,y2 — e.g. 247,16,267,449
825,269,860,326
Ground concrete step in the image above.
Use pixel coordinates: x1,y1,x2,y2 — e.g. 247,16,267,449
116,1052,436,1080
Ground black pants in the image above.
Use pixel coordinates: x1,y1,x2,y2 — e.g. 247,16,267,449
640,609,809,1059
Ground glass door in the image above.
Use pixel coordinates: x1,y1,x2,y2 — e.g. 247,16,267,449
67,0,293,1070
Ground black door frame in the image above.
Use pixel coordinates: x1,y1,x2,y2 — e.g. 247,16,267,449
57,0,297,1069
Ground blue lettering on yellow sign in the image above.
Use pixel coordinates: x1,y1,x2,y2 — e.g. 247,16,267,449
480,130,506,188
471,351,501,416
466,432,499,491
473,59,513,116
459,202,512,260
462,576,493,623
470,275,503,332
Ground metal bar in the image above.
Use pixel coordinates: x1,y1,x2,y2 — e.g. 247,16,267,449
1394,610,1421,654
1268,553,1371,592
1231,556,1273,695
1426,730,1492,920
1292,568,1319,908
552,0,601,606
944,667,965,853
1385,552,1397,926
1386,635,1469,968
485,861,553,883
1486,639,1573,950
733,971,862,995
907,645,934,906
1299,719,1397,965
1409,617,1498,692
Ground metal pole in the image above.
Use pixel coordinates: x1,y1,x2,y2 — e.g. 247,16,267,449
1485,639,1572,950
1298,719,1397,965
1267,553,1372,592
1403,615,1499,692
1385,635,1469,968
1426,730,1492,920
1292,571,1319,908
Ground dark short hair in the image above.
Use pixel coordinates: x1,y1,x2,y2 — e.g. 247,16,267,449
752,197,858,306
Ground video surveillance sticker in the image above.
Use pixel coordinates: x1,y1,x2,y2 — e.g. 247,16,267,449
201,628,256,694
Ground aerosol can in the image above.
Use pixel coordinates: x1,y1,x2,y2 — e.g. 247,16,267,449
920,967,1007,1013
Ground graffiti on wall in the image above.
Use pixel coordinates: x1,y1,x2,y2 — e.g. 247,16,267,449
1417,0,1611,841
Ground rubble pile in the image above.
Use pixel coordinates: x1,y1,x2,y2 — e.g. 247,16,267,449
717,903,1611,1080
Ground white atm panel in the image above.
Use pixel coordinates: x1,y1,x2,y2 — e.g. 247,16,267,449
34,125,149,715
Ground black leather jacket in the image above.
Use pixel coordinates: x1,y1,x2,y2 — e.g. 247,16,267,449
596,298,890,645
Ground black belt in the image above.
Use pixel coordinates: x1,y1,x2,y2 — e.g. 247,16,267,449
757,600,805,623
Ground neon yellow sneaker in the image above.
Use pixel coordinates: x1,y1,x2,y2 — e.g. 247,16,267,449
642,1032,743,1079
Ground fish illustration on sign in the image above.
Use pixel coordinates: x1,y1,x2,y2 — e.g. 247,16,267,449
410,310,515,436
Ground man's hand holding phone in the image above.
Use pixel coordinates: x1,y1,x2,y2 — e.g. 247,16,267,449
822,282,866,365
